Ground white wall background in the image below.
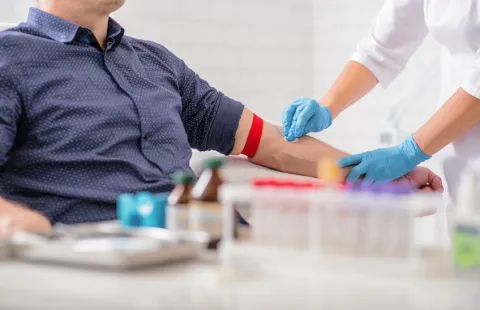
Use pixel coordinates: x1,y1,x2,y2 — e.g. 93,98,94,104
0,0,33,22
1,0,445,175
115,0,314,122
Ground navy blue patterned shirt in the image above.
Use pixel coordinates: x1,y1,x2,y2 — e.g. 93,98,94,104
0,8,244,224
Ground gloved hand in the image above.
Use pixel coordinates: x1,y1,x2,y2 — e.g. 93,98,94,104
338,135,431,184
282,98,332,141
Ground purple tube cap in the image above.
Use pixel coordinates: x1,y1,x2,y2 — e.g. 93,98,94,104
383,183,414,195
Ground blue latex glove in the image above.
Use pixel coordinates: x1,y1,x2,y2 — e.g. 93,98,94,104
282,98,332,141
338,135,431,184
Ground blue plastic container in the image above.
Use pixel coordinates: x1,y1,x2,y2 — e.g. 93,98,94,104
117,193,141,227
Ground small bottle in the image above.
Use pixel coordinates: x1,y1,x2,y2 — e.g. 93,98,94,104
452,169,480,276
167,171,195,231
190,158,224,249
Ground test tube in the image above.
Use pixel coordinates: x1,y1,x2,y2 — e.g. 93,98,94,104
275,180,295,247
316,158,345,255
345,184,370,256
255,179,279,246
394,185,414,258
319,184,345,254
330,183,355,256
292,181,317,251
251,179,268,245
364,184,389,257
309,183,323,253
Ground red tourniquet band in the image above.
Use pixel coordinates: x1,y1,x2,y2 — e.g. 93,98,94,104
241,114,264,158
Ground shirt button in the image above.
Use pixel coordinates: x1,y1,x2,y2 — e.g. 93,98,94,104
144,133,153,141
107,40,114,49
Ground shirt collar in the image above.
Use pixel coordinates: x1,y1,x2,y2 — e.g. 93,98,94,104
26,7,124,44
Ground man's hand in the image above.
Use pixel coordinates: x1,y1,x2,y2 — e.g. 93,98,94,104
393,166,444,192
0,197,52,236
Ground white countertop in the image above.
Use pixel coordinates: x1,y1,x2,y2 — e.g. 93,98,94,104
0,252,479,310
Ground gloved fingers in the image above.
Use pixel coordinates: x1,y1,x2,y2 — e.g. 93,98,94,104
293,97,307,104
337,153,365,168
346,162,368,183
292,104,316,138
287,104,308,141
282,105,298,136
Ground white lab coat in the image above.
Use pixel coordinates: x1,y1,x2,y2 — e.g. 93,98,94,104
351,0,480,200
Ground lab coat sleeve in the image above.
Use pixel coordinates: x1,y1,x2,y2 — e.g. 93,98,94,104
350,0,429,88
461,52,480,99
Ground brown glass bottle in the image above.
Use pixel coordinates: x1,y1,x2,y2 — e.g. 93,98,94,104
168,171,195,205
190,158,224,249
191,159,224,202
166,171,195,231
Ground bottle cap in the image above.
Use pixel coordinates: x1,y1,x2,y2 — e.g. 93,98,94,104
203,158,224,169
317,158,343,183
172,170,195,185
284,180,298,188
296,181,321,189
273,179,289,188
384,183,413,195
358,183,380,194
348,183,364,192
251,179,266,187
264,179,279,187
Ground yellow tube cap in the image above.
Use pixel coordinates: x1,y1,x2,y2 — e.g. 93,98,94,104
317,158,343,183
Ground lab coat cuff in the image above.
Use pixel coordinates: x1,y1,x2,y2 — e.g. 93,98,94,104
350,52,397,88
461,78,480,100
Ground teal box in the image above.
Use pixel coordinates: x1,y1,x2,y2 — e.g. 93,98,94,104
135,192,168,228
117,192,169,228
117,193,141,227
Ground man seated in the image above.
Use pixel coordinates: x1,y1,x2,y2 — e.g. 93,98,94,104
0,0,443,233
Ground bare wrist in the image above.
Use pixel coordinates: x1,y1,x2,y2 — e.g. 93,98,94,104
320,95,342,120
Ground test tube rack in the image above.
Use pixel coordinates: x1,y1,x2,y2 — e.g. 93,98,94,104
220,179,451,279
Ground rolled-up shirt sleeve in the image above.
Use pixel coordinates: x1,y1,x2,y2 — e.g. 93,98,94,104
461,51,480,99
0,45,22,166
177,58,244,155
350,0,428,88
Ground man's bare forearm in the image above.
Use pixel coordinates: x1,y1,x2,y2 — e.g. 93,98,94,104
231,108,441,190
250,123,350,178
231,108,350,179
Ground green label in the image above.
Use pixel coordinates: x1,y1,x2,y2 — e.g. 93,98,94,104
454,225,480,270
